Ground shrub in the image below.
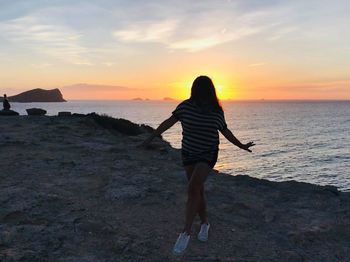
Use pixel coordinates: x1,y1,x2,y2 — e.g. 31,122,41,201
90,113,154,136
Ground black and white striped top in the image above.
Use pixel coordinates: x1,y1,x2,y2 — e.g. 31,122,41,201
172,99,227,153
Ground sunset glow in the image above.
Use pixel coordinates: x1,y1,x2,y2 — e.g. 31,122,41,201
0,1,349,100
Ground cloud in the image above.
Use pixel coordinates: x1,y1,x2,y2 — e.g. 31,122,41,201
61,83,155,99
114,19,178,43
112,6,288,52
31,63,53,68
62,83,138,92
102,62,115,67
1,0,348,64
269,80,350,92
0,15,91,65
267,26,298,41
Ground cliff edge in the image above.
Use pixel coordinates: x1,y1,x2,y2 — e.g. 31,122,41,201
0,115,349,261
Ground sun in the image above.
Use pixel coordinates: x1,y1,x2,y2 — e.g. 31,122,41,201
170,73,237,101
215,84,230,100
208,74,236,100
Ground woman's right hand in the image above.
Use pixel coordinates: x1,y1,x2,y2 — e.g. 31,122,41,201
241,141,255,152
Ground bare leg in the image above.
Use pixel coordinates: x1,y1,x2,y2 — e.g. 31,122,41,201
184,165,195,181
199,186,208,224
183,162,211,234
184,166,208,224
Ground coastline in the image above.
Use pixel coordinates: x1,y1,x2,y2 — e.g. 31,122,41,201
1,115,349,261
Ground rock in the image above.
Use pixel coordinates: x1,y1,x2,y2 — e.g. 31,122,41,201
113,237,131,254
26,108,47,116
159,190,176,200
263,210,276,223
91,114,144,136
72,113,86,117
104,186,145,200
58,111,71,117
281,251,304,262
0,114,350,262
320,185,339,195
0,109,19,116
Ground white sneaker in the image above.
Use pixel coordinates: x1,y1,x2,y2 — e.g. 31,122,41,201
172,232,190,254
197,223,210,242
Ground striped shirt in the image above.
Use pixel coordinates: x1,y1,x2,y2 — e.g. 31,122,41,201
172,99,227,154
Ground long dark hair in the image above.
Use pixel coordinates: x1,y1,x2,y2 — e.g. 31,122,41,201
189,75,223,112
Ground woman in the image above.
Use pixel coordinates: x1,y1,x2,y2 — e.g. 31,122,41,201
141,76,255,254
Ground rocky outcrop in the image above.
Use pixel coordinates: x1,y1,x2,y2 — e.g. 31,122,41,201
0,115,349,261
0,110,19,116
58,111,71,117
26,108,47,116
91,113,154,136
2,88,66,102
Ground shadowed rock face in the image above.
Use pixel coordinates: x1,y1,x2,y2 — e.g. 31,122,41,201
0,110,19,116
0,88,66,102
26,108,47,116
0,115,349,261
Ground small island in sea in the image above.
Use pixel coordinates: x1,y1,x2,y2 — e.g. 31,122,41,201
0,88,66,103
132,98,151,101
163,97,175,101
0,114,349,261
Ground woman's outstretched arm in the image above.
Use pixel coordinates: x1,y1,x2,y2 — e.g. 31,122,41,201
220,128,255,152
140,115,178,147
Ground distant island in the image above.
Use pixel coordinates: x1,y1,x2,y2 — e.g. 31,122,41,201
132,97,176,101
132,98,151,101
163,97,175,101
131,97,176,101
0,88,66,102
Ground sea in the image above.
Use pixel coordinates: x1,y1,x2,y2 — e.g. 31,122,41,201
11,100,350,191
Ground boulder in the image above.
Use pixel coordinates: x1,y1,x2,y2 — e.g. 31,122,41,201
58,111,71,117
0,110,19,116
26,108,47,116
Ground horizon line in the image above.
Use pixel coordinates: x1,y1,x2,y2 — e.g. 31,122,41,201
64,98,350,102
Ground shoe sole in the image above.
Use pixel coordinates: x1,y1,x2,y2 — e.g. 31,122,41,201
198,224,210,242
197,236,208,242
173,250,185,255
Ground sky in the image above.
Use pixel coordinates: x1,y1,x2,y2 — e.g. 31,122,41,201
0,0,349,100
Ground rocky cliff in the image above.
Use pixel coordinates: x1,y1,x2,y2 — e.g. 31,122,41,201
0,115,349,261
